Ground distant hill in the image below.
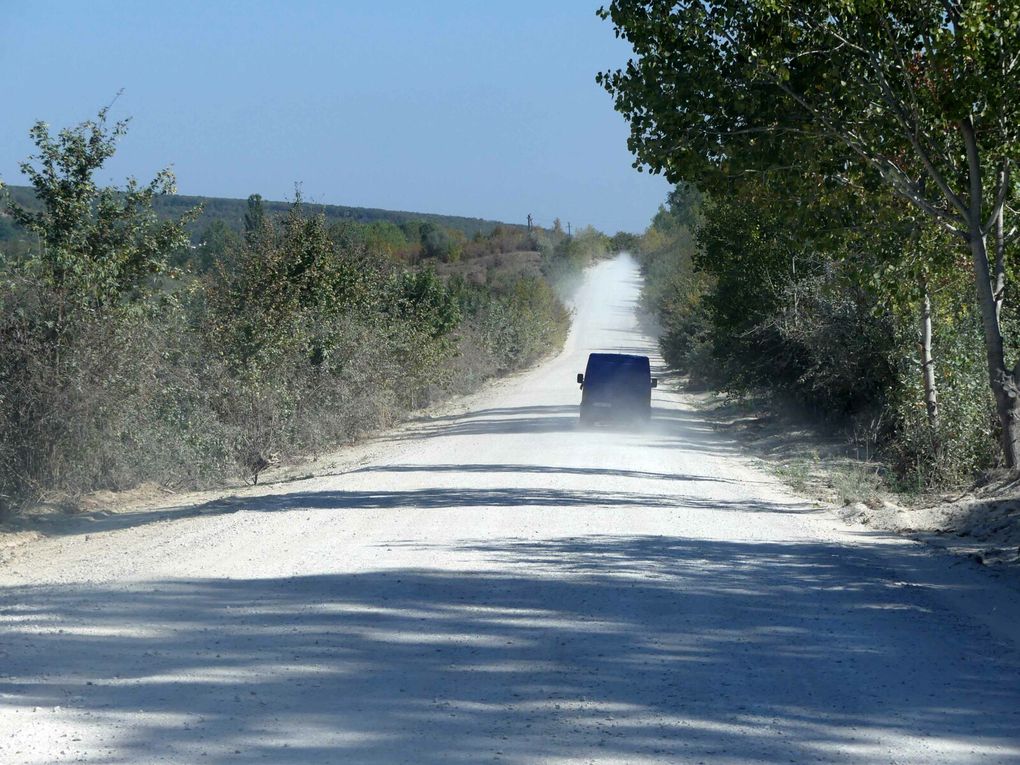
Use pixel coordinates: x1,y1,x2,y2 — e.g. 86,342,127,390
1,185,513,241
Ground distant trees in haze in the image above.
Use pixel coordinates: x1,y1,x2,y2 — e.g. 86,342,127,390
609,231,641,254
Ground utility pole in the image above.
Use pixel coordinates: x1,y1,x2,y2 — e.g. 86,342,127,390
567,222,572,236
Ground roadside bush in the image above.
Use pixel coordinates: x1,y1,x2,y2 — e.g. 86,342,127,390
0,280,233,500
887,311,1000,489
210,315,406,474
452,275,571,377
484,277,569,371
659,301,713,381
773,274,898,417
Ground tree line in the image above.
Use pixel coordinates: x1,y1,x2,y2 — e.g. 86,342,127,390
1,181,505,244
599,1,1020,487
0,109,601,512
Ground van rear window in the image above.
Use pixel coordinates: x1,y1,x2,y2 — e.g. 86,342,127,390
585,355,649,387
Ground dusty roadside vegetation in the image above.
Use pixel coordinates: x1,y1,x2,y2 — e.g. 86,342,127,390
0,109,610,520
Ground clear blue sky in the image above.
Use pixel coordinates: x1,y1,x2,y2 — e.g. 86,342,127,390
0,1,670,233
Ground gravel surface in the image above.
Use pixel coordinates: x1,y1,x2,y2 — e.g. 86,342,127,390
2,255,1020,764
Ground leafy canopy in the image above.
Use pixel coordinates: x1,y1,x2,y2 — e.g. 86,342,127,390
2,107,196,308
597,0,1020,235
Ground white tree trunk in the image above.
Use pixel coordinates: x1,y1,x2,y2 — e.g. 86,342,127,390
960,119,1020,467
919,280,938,429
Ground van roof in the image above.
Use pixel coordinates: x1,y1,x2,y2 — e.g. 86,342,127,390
587,353,650,364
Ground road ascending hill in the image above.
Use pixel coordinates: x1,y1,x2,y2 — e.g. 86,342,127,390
2,255,1019,764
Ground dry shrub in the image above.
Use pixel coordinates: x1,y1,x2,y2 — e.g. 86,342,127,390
1,237,573,507
0,281,234,501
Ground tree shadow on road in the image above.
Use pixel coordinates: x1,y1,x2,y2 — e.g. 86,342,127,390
3,535,1018,763
38,482,819,540
350,462,740,484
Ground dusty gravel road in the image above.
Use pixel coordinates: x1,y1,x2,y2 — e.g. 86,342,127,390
3,255,1020,764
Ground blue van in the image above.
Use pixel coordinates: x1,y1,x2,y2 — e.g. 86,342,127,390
576,353,657,423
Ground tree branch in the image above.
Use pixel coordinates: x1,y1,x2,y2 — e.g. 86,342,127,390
984,161,1011,234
